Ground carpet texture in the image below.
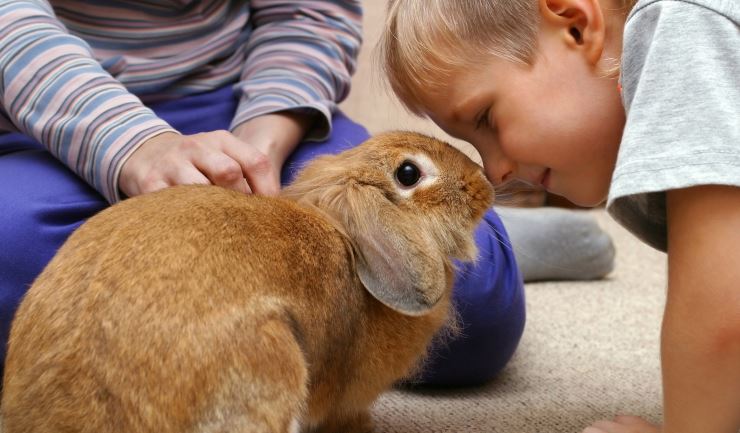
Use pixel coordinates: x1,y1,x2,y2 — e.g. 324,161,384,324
342,2,667,432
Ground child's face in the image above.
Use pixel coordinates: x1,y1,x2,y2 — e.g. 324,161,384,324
422,31,625,206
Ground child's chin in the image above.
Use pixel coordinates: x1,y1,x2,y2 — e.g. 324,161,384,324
574,197,607,208
563,191,608,208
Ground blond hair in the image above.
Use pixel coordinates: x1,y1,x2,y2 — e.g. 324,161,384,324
379,0,638,115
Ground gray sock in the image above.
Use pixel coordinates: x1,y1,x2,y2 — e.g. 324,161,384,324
494,206,616,282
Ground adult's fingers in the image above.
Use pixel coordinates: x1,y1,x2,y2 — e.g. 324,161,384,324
167,163,211,190
190,147,249,194
213,130,281,196
241,150,280,196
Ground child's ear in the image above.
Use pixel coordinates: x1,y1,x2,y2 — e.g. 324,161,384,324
539,0,605,66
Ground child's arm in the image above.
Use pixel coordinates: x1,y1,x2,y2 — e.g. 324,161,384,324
662,185,740,433
588,185,740,433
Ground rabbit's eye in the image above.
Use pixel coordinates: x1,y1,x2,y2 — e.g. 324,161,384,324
396,161,421,187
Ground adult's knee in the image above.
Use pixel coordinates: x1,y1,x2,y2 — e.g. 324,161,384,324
416,285,526,387
413,210,527,387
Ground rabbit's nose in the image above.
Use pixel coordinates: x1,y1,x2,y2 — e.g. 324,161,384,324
461,175,494,204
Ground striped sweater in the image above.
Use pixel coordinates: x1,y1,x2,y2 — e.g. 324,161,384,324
0,0,362,202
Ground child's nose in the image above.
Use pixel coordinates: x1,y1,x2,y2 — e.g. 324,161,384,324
485,159,515,186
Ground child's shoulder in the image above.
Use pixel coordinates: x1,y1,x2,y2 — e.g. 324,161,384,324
619,0,739,115
628,0,739,25
608,0,740,251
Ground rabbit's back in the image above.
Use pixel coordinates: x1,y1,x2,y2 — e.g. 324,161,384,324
2,185,354,433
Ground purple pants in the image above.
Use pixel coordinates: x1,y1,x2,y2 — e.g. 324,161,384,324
0,86,525,387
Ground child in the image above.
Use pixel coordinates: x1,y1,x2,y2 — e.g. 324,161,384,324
380,0,739,431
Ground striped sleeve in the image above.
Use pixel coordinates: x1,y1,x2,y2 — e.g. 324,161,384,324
0,0,176,203
232,0,362,141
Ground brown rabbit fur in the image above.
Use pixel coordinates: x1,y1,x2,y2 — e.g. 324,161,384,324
1,131,494,433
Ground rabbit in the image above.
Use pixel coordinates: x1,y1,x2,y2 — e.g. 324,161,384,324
1,131,494,433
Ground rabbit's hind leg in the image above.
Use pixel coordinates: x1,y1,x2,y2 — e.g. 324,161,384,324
192,316,309,433
309,410,374,433
194,415,302,433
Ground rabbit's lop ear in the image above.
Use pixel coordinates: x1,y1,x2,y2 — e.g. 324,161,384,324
343,185,446,316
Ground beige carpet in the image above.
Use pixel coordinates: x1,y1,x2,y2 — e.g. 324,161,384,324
341,2,667,432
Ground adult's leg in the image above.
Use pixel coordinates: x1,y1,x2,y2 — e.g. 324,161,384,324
0,134,108,382
496,206,615,282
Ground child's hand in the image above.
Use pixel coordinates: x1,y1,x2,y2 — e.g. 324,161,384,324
583,416,661,433
119,130,280,198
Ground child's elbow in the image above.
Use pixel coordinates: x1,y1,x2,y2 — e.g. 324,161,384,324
710,316,740,354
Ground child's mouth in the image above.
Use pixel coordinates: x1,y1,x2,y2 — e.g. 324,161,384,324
539,168,551,189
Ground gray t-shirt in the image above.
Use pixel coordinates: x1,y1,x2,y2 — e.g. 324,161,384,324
607,0,740,252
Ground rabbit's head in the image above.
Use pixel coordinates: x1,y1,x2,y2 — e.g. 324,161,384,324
281,131,494,316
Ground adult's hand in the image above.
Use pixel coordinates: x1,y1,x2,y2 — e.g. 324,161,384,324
119,130,278,198
119,112,315,199
232,110,317,187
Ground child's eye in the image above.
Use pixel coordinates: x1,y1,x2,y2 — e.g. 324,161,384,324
475,107,492,131
475,107,496,131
